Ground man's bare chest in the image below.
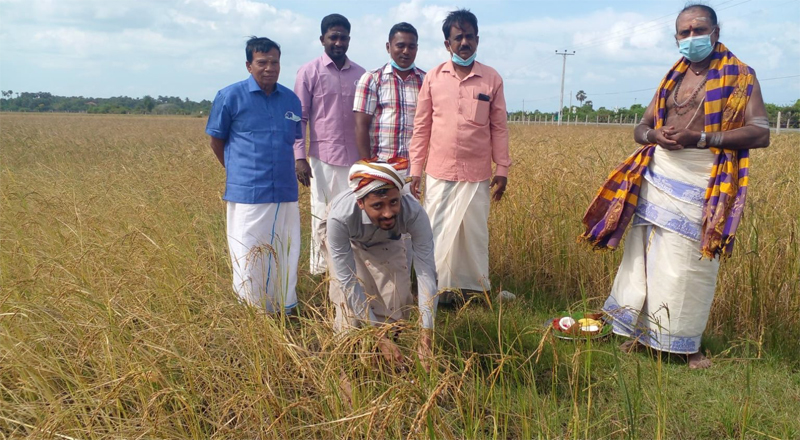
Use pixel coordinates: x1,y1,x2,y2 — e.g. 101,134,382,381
665,72,708,130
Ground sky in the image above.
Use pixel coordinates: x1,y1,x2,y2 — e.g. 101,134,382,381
1,0,798,112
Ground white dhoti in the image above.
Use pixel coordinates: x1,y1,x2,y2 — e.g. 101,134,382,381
603,148,720,354
227,201,301,312
424,176,491,292
309,157,351,275
319,223,414,333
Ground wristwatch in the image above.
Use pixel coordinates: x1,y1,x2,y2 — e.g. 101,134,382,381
697,131,707,149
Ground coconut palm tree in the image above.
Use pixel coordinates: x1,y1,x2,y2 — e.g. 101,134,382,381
576,90,587,107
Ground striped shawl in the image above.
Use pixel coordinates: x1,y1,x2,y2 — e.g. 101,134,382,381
579,42,754,259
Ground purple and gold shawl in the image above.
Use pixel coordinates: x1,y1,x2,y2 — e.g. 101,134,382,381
579,42,754,259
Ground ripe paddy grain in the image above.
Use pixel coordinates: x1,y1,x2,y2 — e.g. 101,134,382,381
1,113,798,439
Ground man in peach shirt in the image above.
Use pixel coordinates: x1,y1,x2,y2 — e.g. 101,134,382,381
409,9,511,302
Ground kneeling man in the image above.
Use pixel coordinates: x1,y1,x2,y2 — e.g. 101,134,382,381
321,158,437,366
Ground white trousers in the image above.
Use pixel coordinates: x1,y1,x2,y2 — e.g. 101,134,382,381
309,157,351,275
227,201,301,312
424,177,491,292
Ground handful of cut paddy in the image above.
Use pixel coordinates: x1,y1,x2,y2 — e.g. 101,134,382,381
551,312,606,337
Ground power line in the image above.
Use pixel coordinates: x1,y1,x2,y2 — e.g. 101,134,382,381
517,5,684,70
518,95,561,103
530,75,798,111
507,0,750,88
504,0,797,110
760,74,800,82
583,75,799,98
586,87,656,96
572,11,683,50
571,0,750,52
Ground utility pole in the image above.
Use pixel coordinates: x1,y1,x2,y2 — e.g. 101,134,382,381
555,50,575,126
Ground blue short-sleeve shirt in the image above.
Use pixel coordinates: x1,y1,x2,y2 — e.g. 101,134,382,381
206,76,302,204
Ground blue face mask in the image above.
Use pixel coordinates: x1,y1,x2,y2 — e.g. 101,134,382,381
391,59,415,71
678,31,715,63
451,51,477,67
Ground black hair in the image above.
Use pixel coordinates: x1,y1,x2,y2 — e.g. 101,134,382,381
359,187,394,201
678,3,718,27
389,22,418,42
245,36,280,62
442,9,478,39
321,14,351,36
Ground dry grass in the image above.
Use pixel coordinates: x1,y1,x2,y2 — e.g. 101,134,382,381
1,113,798,439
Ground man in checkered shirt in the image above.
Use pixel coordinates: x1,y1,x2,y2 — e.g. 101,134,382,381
353,22,425,163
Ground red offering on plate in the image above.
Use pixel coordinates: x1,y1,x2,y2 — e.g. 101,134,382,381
555,316,576,332
549,312,612,340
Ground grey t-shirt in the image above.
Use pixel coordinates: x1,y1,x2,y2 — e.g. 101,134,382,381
326,190,438,328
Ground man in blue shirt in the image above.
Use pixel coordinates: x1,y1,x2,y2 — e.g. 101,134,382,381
206,37,303,314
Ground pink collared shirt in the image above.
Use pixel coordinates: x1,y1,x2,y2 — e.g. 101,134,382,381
293,53,366,167
409,60,511,181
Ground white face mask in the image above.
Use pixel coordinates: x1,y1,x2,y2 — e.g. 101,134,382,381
451,51,476,66
678,29,715,63
391,59,415,71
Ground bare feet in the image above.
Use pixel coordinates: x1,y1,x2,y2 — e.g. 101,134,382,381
619,339,645,353
688,352,712,369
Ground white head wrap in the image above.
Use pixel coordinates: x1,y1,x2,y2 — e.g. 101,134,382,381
348,158,409,200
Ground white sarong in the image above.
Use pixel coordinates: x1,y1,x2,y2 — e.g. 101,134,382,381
603,148,720,354
424,176,491,292
309,157,351,275
227,201,301,312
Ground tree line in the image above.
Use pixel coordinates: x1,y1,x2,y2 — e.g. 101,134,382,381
2,89,796,127
0,91,212,116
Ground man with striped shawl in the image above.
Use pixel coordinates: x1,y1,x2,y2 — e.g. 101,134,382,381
580,4,769,369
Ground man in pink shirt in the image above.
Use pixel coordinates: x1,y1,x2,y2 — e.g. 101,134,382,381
409,9,511,302
294,14,366,275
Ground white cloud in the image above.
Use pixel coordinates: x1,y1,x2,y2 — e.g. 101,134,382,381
0,0,797,109
167,10,218,31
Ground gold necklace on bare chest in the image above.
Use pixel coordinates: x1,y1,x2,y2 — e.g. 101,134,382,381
671,71,709,116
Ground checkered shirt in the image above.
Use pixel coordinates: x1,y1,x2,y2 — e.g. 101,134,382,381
353,63,425,161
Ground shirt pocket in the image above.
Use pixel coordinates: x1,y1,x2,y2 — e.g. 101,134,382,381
281,115,298,145
466,88,491,126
